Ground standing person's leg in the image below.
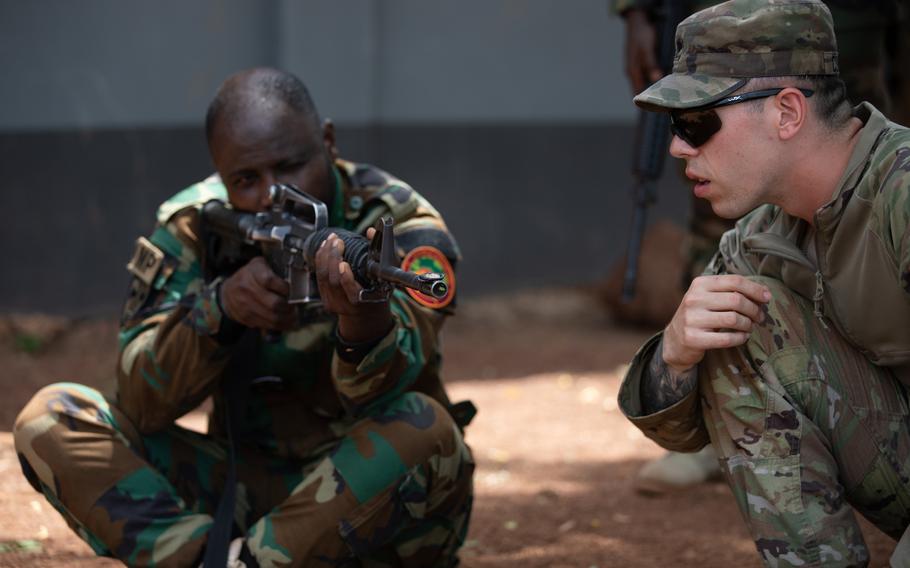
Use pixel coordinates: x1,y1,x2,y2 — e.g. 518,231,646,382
14,382,225,566
700,277,910,567
632,171,730,496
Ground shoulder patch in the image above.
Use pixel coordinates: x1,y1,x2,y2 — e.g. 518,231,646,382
127,237,165,286
122,237,168,325
401,246,455,309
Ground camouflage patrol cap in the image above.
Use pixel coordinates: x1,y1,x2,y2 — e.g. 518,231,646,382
634,0,839,112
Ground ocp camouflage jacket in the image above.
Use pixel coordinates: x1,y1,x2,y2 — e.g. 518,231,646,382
619,103,910,451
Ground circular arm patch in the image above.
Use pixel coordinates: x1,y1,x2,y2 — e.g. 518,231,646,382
401,246,456,309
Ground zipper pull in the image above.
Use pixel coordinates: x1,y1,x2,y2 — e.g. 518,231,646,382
813,271,829,330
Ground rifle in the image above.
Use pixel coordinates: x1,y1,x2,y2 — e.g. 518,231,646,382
621,0,688,302
200,183,449,306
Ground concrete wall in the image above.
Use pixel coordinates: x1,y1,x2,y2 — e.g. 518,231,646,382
0,0,690,315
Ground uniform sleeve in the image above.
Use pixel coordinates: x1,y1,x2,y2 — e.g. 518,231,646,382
116,209,234,433
618,333,711,452
331,216,459,417
332,292,447,416
895,176,910,297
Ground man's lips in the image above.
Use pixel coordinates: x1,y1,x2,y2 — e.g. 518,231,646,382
687,169,711,197
685,169,708,183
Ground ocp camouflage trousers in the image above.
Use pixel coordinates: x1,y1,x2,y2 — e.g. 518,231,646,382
13,385,474,567
700,277,910,567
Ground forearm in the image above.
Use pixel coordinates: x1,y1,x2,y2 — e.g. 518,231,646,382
618,333,709,452
641,337,698,414
332,291,444,416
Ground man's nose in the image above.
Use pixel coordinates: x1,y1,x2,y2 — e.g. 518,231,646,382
256,173,278,209
669,135,697,159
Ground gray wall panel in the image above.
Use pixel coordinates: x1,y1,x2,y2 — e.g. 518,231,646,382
277,0,378,123
364,124,690,295
0,0,278,130
0,1,635,129
0,126,212,314
375,1,627,122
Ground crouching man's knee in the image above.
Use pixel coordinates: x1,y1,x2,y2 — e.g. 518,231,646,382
337,392,474,564
14,382,140,497
732,275,818,359
349,392,475,504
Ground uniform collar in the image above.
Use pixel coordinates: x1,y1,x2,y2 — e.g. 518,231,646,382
826,103,889,206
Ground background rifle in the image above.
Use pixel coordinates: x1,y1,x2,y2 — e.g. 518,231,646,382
200,183,448,305
621,0,688,302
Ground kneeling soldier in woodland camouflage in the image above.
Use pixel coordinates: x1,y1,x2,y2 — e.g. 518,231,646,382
618,0,910,566
13,67,474,567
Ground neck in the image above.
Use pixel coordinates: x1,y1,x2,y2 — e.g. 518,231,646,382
779,117,863,223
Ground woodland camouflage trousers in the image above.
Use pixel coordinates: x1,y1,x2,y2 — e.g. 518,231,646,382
14,386,474,567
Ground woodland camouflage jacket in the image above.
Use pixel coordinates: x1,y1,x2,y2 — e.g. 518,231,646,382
116,159,462,460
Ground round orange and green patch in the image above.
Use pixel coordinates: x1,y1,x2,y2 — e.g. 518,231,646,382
401,246,455,309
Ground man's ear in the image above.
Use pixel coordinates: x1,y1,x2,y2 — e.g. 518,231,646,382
776,88,808,141
322,118,339,160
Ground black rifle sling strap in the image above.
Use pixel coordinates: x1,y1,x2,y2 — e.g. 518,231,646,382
203,328,259,567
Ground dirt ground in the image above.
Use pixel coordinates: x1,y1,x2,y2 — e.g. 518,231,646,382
0,288,897,567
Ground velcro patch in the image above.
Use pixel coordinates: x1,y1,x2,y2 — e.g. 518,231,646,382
126,237,165,286
401,246,455,309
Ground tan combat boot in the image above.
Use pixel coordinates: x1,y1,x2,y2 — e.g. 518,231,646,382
634,445,721,496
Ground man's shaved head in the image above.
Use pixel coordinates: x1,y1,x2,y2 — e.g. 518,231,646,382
205,67,338,213
205,67,321,146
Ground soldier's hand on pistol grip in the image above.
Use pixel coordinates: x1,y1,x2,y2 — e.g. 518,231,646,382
220,256,297,332
315,229,394,344
624,8,664,95
662,275,772,374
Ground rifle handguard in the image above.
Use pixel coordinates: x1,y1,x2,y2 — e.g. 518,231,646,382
301,225,448,300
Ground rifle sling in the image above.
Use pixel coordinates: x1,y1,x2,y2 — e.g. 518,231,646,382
203,328,259,566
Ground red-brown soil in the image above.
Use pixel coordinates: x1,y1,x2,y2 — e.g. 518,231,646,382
0,289,896,567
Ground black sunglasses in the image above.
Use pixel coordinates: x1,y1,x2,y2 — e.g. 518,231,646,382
669,88,814,148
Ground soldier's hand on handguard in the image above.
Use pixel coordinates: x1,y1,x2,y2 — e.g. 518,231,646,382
315,230,394,344
662,275,772,373
623,8,664,94
220,256,298,331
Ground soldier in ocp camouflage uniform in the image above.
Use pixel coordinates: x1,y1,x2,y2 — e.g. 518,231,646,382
615,0,907,278
13,68,474,567
617,1,910,566
612,0,909,495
